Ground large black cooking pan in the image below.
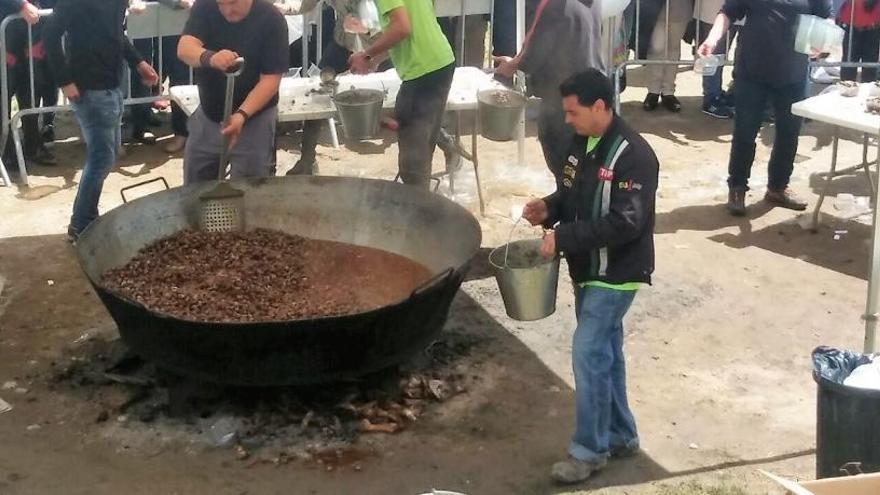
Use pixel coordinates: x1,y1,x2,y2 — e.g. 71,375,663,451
74,176,482,386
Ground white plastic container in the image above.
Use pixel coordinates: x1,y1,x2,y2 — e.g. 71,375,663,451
599,0,631,18
693,54,722,76
795,14,845,55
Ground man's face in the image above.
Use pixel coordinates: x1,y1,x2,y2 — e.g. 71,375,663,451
217,0,252,22
562,94,606,136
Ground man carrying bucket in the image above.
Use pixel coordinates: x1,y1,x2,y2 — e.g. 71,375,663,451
522,68,658,485
347,0,455,188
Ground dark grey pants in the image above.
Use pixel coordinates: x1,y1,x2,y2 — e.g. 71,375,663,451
537,94,575,178
394,63,455,188
183,106,277,184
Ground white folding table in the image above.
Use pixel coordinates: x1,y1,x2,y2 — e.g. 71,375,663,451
170,66,510,214
792,84,880,352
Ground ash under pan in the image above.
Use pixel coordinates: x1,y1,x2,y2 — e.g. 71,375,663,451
74,176,482,386
50,328,485,464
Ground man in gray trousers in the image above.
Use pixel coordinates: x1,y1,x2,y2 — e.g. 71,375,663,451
493,0,604,178
177,0,288,183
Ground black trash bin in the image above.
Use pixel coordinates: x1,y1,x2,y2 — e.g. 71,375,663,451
813,346,880,478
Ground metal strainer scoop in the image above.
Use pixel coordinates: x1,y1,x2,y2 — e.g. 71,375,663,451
199,57,246,233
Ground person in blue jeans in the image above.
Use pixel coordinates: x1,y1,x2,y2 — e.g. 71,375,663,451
699,0,833,216
522,69,658,485
44,0,159,241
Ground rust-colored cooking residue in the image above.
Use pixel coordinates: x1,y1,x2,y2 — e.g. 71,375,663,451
100,228,432,323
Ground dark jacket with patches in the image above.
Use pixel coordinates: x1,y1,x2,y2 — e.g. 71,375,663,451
542,115,658,285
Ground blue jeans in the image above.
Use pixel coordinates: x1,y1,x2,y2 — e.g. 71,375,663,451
727,76,806,191
569,285,639,463
70,88,124,234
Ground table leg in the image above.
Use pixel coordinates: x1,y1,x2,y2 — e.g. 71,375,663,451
472,107,485,216
863,132,880,353
812,128,839,231
0,155,10,187
328,118,339,149
11,121,29,187
863,133,876,200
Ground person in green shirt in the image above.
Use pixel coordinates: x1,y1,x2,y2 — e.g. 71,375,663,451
348,0,455,188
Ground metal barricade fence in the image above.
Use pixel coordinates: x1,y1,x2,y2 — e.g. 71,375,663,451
0,4,195,187
609,0,880,114
0,1,332,187
0,0,491,188
609,0,737,114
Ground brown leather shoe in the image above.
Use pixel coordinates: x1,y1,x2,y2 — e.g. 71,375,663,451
727,187,747,216
764,188,807,211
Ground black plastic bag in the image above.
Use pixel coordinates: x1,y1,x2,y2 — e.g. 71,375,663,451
812,346,873,384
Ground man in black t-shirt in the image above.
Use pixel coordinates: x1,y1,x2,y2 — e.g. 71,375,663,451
177,0,288,183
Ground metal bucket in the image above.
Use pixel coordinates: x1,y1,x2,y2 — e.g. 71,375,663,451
489,239,560,321
477,88,526,141
333,88,385,140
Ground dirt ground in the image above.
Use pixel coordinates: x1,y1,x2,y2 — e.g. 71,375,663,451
1,65,877,495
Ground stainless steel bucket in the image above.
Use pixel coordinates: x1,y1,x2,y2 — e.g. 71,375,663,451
489,239,560,321
333,88,385,140
477,88,526,142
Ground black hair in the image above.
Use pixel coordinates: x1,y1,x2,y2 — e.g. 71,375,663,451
559,69,614,110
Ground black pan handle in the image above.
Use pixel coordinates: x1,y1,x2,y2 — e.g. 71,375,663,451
120,177,169,203
410,267,454,299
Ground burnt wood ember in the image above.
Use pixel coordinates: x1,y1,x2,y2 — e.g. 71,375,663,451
101,228,432,323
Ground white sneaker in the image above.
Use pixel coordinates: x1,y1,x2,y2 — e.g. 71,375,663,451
163,135,187,154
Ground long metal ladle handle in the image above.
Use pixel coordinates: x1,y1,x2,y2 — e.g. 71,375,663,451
218,57,246,181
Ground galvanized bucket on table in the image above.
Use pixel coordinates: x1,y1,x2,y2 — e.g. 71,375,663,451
333,88,385,140
489,238,560,321
477,88,526,142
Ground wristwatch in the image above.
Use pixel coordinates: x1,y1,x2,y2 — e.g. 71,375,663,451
234,108,250,123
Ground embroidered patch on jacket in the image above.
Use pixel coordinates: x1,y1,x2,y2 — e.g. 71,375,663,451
597,167,614,181
617,179,642,191
563,163,577,188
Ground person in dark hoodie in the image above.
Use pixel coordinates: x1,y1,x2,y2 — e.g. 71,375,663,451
492,0,604,178
522,68,658,485
44,0,159,241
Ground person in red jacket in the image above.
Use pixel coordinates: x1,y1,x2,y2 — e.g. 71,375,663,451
839,0,880,82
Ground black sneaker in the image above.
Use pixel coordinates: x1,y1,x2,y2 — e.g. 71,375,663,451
41,124,55,143
702,100,733,119
131,131,157,145
720,90,735,108
286,158,315,176
727,187,747,216
643,93,660,111
661,94,682,113
27,147,57,166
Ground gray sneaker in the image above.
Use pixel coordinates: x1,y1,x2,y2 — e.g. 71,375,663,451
550,456,607,484
436,129,462,173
